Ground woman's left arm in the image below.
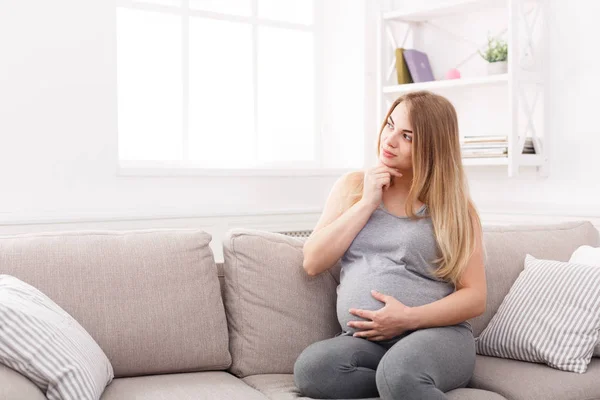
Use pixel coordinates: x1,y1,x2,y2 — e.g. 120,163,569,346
410,217,487,329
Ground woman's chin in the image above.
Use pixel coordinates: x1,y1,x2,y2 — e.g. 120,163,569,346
379,156,392,167
379,157,398,169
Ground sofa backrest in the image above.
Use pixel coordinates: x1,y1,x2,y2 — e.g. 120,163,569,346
0,229,231,378
469,220,600,336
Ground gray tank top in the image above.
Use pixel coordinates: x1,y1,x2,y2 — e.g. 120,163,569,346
336,201,472,337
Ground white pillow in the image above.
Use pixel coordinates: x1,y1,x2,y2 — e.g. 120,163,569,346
569,245,600,357
0,275,114,400
475,254,600,373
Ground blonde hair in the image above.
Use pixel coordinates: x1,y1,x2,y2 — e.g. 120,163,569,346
341,91,483,287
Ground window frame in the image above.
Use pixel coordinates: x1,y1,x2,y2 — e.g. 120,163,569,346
115,0,331,177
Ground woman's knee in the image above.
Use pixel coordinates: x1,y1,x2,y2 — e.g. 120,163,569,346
293,341,336,398
376,356,426,399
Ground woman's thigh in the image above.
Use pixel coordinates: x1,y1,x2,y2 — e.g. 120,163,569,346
376,325,476,395
294,335,387,399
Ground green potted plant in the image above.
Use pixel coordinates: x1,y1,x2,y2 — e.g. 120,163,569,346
479,35,508,75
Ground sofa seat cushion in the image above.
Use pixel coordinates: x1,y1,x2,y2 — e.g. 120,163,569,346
470,355,600,400
242,373,507,400
0,364,46,400
100,371,267,400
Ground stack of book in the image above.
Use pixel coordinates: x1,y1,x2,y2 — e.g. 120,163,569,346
522,137,536,154
461,135,508,158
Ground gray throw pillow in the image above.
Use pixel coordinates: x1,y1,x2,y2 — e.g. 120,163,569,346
475,254,600,373
569,245,600,357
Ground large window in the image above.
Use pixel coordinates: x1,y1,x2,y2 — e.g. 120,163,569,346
116,0,319,172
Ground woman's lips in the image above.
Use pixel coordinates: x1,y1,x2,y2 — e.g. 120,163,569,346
382,149,395,158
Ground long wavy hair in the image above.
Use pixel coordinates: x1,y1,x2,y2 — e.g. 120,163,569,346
342,91,483,287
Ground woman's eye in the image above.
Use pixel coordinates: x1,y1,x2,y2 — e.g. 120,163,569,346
386,122,393,129
404,134,412,142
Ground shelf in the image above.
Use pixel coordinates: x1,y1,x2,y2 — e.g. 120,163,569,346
462,157,508,166
383,74,508,95
383,0,506,22
461,154,545,167
518,154,545,166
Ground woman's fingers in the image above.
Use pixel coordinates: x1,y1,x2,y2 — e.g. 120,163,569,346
378,176,391,191
353,329,379,338
375,165,403,177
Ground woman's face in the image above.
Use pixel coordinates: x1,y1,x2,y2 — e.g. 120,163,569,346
379,101,413,170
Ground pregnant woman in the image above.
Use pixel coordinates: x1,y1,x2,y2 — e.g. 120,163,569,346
294,91,487,400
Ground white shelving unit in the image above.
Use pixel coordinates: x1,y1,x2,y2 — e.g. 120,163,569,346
376,0,548,177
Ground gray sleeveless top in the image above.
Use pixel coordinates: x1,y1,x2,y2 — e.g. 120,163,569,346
336,201,472,337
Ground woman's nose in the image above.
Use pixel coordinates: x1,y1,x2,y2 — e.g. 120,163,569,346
385,137,397,148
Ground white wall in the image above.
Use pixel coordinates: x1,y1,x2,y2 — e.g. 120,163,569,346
0,0,353,225
0,0,598,259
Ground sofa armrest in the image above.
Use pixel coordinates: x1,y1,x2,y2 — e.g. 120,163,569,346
0,364,46,400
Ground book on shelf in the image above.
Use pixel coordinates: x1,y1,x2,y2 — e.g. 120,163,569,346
522,137,536,154
461,143,508,149
463,148,506,153
463,153,508,159
395,48,413,85
462,135,508,144
402,49,435,83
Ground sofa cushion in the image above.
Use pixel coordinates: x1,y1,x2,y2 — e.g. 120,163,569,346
468,221,600,337
0,363,46,400
242,374,507,400
222,229,341,378
100,371,267,400
470,355,600,400
475,254,600,373
0,229,231,377
569,245,600,356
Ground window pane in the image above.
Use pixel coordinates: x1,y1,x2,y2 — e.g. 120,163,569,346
117,8,182,161
257,27,314,164
189,0,252,17
258,0,313,25
189,18,254,168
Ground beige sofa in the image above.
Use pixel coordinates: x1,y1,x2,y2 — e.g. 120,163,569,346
0,220,599,400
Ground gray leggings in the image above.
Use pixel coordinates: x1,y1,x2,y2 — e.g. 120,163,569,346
293,324,475,400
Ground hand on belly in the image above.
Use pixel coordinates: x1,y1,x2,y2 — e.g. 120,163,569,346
341,290,416,342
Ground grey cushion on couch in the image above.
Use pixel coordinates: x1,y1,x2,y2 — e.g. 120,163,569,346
0,364,46,400
222,229,342,378
0,229,231,378
470,355,600,400
467,220,600,337
101,371,267,400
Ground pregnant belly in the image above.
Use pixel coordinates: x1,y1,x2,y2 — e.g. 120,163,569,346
336,267,453,335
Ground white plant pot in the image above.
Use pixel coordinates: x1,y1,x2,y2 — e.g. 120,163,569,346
487,61,508,75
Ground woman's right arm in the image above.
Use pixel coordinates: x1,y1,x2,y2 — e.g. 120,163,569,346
302,166,402,276
303,172,374,276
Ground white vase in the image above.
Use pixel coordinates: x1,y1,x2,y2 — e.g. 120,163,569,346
487,61,508,75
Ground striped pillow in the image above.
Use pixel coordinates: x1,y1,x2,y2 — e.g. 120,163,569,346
475,254,600,373
569,245,600,357
0,275,114,399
